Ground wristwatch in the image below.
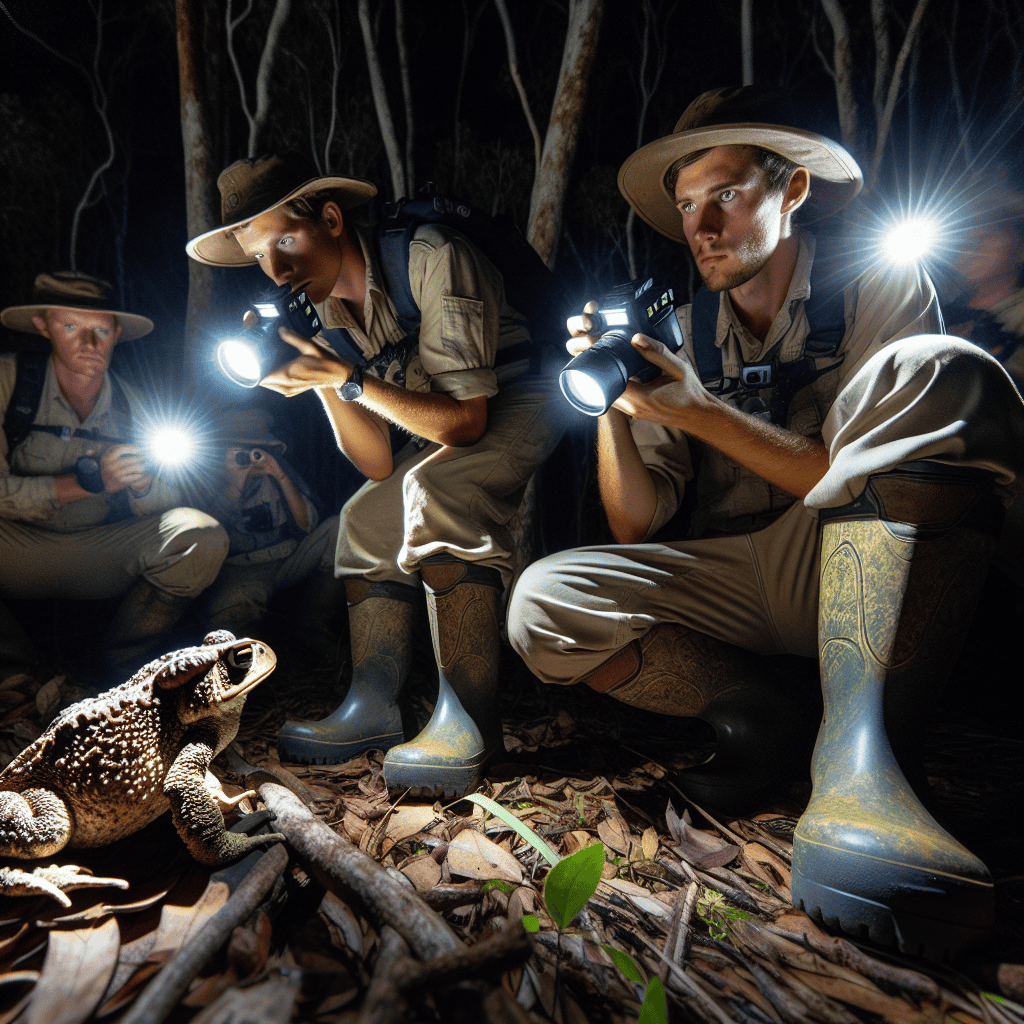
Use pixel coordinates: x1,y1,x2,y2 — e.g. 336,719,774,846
74,455,105,493
338,363,364,401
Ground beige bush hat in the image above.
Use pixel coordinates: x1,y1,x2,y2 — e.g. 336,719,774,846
618,86,863,242
215,406,287,454
186,154,377,267
0,271,154,341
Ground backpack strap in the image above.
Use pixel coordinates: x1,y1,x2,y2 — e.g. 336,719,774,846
689,286,723,381
3,349,50,454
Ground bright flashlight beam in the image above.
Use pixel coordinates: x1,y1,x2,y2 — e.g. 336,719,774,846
148,426,195,466
883,217,940,265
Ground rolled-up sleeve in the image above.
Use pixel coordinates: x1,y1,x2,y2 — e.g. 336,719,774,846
408,227,502,401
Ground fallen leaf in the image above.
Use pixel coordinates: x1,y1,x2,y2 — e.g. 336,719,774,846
401,855,442,891
447,830,523,883
597,814,631,857
640,827,659,860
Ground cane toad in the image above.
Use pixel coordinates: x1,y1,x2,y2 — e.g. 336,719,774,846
0,630,284,904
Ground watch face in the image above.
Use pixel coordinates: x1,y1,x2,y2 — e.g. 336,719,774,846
340,379,363,401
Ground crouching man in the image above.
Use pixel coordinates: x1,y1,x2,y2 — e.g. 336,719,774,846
507,87,1024,959
0,272,228,677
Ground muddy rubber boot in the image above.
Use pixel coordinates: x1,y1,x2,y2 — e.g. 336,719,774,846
103,578,193,680
383,556,504,800
579,623,817,817
278,580,418,765
792,462,1003,960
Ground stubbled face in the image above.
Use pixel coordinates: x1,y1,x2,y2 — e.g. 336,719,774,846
234,206,344,304
32,307,121,381
673,145,790,293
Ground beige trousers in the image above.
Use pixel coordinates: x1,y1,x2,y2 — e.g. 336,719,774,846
0,507,229,601
508,336,1024,685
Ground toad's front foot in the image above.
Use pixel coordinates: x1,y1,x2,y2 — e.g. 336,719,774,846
0,864,130,906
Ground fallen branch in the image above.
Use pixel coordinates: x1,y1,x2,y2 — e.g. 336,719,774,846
257,782,460,959
119,842,289,1024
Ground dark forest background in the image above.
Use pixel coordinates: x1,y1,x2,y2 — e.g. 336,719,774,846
1,0,1022,530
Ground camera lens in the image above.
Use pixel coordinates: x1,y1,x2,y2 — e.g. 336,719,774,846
234,450,252,467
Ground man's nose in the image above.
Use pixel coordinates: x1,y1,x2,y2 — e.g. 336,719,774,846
694,202,722,240
265,250,291,284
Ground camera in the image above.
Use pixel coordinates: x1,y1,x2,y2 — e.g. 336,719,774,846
216,284,324,388
234,448,265,467
559,277,684,416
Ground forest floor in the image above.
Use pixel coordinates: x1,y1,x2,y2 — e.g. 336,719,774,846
0,569,1022,1024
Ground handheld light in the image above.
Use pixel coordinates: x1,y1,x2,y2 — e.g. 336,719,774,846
882,216,940,266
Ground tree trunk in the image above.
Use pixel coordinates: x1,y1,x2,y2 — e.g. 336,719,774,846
819,0,857,153
358,0,407,200
395,0,415,191
494,0,542,177
176,0,219,379
526,0,604,267
741,0,754,86
250,0,291,157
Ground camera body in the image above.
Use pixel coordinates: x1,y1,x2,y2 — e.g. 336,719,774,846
217,284,324,388
559,277,684,416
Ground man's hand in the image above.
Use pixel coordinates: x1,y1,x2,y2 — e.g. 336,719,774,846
610,334,712,427
257,327,352,397
98,444,152,494
565,300,602,356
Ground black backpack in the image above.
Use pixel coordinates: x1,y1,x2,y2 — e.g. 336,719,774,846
318,186,574,375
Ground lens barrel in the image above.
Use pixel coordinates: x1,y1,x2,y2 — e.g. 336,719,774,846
559,329,652,416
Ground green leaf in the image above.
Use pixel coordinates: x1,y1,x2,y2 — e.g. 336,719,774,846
638,976,668,1024
481,879,515,896
544,842,605,930
980,992,1008,1005
601,945,645,984
521,914,540,933
463,793,560,867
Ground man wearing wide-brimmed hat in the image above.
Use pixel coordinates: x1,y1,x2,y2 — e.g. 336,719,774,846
187,154,564,798
196,405,340,647
0,271,228,677
508,87,1024,959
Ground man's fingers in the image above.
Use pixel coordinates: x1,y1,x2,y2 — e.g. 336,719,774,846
277,326,316,352
631,334,685,380
242,310,258,329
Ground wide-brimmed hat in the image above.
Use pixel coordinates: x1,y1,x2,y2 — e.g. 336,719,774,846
186,154,377,267
618,87,863,242
215,406,287,454
0,271,154,341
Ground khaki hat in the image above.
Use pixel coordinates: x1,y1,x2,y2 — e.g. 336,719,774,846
618,86,863,242
216,406,287,454
0,271,154,341
186,154,377,267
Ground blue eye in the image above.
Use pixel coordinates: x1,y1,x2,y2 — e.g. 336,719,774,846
720,189,736,202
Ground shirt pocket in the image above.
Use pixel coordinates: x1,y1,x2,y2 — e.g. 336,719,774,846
441,294,484,353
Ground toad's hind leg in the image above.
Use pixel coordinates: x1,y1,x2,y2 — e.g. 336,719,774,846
0,789,72,859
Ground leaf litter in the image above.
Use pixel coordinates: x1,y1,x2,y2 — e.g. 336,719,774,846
0,644,1021,1023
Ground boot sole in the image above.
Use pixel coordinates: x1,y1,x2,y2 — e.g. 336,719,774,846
792,849,994,960
382,760,484,801
278,730,404,766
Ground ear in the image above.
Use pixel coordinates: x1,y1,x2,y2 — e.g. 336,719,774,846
321,201,346,239
781,167,811,216
31,314,51,340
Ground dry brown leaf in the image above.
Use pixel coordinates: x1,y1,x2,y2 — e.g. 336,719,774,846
318,892,364,956
597,814,632,857
641,826,659,860
599,878,674,924
33,680,61,720
24,916,120,1024
447,830,523,883
401,854,442,891
382,806,440,853
787,968,937,1023
342,808,367,843
561,830,593,857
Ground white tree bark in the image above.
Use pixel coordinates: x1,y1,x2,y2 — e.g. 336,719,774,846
493,0,543,177
526,0,604,266
870,0,891,129
819,0,857,152
395,0,415,191
869,0,930,186
358,0,407,198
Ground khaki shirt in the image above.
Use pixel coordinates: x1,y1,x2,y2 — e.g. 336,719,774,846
632,234,942,538
0,352,185,529
317,225,532,399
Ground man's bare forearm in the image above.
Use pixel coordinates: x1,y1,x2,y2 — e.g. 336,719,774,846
596,410,660,544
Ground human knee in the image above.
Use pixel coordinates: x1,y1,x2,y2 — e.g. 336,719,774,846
506,555,569,665
158,508,230,591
